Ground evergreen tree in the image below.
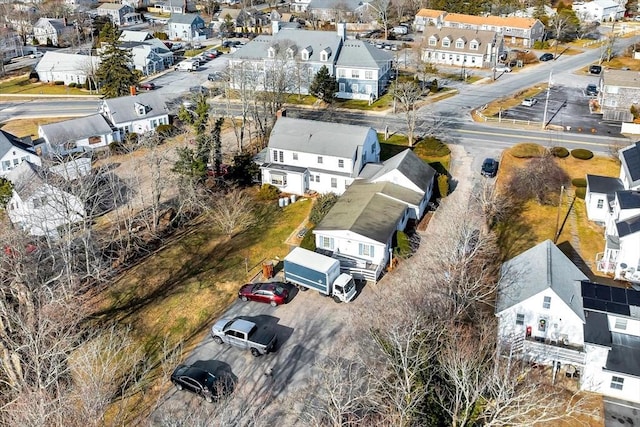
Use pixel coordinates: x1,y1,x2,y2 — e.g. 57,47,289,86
309,65,337,102
96,22,137,98
0,177,13,209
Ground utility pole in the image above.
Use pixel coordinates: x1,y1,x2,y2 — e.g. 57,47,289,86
541,70,553,130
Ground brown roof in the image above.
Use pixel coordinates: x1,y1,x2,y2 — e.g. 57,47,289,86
603,69,640,89
416,8,446,18
444,13,538,29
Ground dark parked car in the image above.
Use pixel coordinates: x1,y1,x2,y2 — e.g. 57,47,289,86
208,71,223,81
589,64,602,74
481,158,498,177
539,53,554,62
138,82,156,91
238,282,289,306
586,84,598,96
189,86,208,95
171,364,221,403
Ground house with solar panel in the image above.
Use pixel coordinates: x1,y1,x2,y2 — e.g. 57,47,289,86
496,240,640,403
585,141,640,284
0,129,41,177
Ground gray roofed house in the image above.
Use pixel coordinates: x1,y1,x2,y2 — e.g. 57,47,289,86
616,215,640,238
421,26,503,69
600,70,640,122
619,141,640,189
96,3,137,26
585,174,624,223
359,149,437,195
0,130,41,176
308,0,371,21
334,39,393,100
32,17,75,47
496,239,587,320
336,39,393,68
168,13,208,41
38,114,119,155
35,51,101,86
100,92,170,135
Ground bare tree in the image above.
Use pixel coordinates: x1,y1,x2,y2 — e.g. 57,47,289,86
390,81,422,146
363,0,392,40
505,153,570,205
208,189,256,238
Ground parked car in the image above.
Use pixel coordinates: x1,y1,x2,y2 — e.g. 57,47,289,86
481,158,499,177
586,84,599,96
539,53,554,62
170,364,221,403
589,64,602,75
211,317,277,357
238,282,289,306
375,42,384,49
493,65,512,73
189,86,208,95
29,51,44,58
138,82,156,91
193,42,202,49
521,98,537,107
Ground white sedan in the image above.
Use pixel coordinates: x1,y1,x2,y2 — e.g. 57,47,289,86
493,64,512,73
29,52,44,59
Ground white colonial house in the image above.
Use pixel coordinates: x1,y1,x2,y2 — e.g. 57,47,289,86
119,30,175,70
313,149,436,281
421,27,503,69
5,161,85,237
32,17,75,46
441,13,544,48
572,0,625,22
37,114,120,156
96,3,141,26
413,8,446,32
0,129,41,176
260,116,380,196
167,13,208,42
35,51,101,86
99,92,170,135
496,240,640,404
586,142,640,283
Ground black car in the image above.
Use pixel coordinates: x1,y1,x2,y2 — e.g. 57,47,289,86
189,86,208,95
481,158,498,177
539,53,554,62
171,364,220,403
586,84,598,96
208,72,223,81
589,64,602,75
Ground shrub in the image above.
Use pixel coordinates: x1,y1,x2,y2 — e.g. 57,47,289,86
533,40,550,49
575,187,586,199
68,82,76,88
300,227,316,251
394,230,411,258
417,137,450,156
109,141,127,155
153,31,168,40
257,184,280,201
510,143,545,158
430,79,438,93
156,124,176,136
125,132,139,144
550,146,570,158
571,148,594,160
310,193,339,224
572,178,587,187
53,81,65,86
437,174,449,198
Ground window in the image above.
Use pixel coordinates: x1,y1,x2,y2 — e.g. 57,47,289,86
441,53,445,59
301,50,310,60
268,47,275,58
359,243,374,257
270,173,287,186
317,156,323,164
351,70,360,78
365,70,373,79
272,150,278,162
455,40,464,48
516,313,525,325
351,84,358,93
12,158,19,166
442,39,450,47
309,175,314,182
543,296,551,309
338,69,346,78
2,160,10,170
470,42,478,50
293,152,298,160
614,318,627,330
338,159,344,168
610,376,624,390
279,151,283,162
428,38,437,46
321,236,334,249
331,177,337,188
597,199,604,209
315,175,320,182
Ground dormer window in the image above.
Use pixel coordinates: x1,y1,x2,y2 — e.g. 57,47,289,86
455,38,464,48
134,102,149,116
302,46,312,60
442,38,450,48
286,46,297,59
320,47,331,62
470,40,479,50
428,36,437,46
267,46,275,58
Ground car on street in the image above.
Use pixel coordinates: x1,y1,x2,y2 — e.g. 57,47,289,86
375,42,384,49
211,317,277,357
521,98,537,107
493,64,512,73
481,158,499,177
189,86,208,95
539,53,554,61
238,282,289,306
138,82,156,91
170,364,221,403
208,71,223,81
586,84,599,96
589,64,602,74
29,52,44,58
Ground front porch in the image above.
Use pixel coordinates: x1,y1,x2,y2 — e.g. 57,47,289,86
318,249,383,283
503,333,586,367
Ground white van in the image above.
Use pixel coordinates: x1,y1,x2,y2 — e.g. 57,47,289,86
175,60,199,72
392,26,409,35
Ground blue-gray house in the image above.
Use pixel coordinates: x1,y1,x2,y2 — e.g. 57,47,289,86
335,39,393,101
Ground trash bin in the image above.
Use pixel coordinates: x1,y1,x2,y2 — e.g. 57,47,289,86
262,261,274,279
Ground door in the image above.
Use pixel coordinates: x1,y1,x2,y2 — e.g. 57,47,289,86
339,83,345,92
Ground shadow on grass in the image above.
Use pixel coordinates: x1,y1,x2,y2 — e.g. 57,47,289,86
494,200,535,261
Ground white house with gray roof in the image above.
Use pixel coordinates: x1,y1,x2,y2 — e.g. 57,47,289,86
0,129,41,176
35,51,101,86
32,17,75,46
99,92,170,135
421,26,503,69
335,39,393,100
167,13,208,42
96,3,140,26
119,31,175,70
37,114,119,156
261,116,379,196
308,0,371,22
313,149,436,281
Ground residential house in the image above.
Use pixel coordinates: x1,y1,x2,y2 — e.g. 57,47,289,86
598,69,640,122
0,30,25,60
99,92,170,135
0,129,41,176
442,13,544,48
572,0,625,22
334,39,393,100
37,114,120,156
35,51,100,86
32,17,75,46
421,27,503,69
260,116,380,196
5,161,85,237
168,13,208,42
308,0,371,23
587,142,640,283
496,240,640,403
119,30,174,69
150,0,196,14
290,0,312,13
509,5,556,18
96,4,141,26
64,0,98,11
413,8,446,32
313,149,436,281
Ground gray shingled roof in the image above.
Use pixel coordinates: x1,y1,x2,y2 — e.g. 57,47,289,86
102,92,169,125
617,190,640,209
230,29,343,63
620,141,640,186
359,149,436,194
0,129,33,158
268,117,375,159
6,161,46,201
586,174,624,194
335,39,393,68
496,240,587,321
315,180,411,243
309,0,365,11
35,52,101,75
421,26,499,56
616,214,640,238
40,114,114,147
603,69,640,89
98,3,128,10
168,13,203,25
606,333,640,376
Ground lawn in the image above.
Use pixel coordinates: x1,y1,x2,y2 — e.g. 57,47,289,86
334,93,394,111
378,133,451,173
475,85,548,118
495,147,619,272
0,74,90,95
0,118,67,138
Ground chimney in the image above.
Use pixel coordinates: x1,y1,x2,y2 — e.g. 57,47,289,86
336,22,346,40
272,20,280,35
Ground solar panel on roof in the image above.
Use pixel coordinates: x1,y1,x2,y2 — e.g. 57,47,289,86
581,281,598,298
628,290,640,306
622,148,640,182
584,298,607,311
606,302,630,316
611,287,628,304
596,285,612,301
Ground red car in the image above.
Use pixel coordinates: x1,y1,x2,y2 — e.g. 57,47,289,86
238,282,289,306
